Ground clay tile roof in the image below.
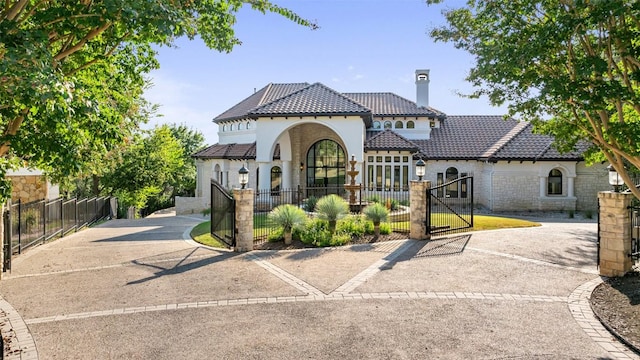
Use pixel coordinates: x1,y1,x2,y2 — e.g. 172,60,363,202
344,93,446,118
192,142,281,160
249,83,371,117
489,124,586,161
214,83,309,123
192,142,257,160
365,129,420,151
413,115,523,160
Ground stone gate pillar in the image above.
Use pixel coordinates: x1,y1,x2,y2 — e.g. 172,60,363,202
598,191,633,277
233,188,254,252
410,180,431,240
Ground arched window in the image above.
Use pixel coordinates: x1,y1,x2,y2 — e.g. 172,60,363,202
306,140,345,193
406,121,415,129
395,121,404,129
446,167,459,198
246,121,251,129
238,123,244,130
373,121,381,129
222,124,227,132
384,121,392,129
548,169,563,195
271,166,281,195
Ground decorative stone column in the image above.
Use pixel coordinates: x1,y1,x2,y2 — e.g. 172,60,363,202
598,191,633,277
233,188,254,253
409,180,431,240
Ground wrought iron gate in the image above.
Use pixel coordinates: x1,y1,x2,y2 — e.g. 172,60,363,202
427,176,474,236
631,199,639,262
210,180,235,247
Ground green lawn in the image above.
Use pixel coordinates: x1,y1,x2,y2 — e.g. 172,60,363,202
196,213,539,247
190,221,228,248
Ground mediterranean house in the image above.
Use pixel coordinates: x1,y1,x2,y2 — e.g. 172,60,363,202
183,69,608,214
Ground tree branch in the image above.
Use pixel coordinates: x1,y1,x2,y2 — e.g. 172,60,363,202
3,0,28,21
53,22,112,62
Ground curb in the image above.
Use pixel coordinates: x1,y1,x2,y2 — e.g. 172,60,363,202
590,281,640,357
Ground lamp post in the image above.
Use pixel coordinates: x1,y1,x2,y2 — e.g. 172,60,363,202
239,164,249,189
607,164,624,192
416,159,426,181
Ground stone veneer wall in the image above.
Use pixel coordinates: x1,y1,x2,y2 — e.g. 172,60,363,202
491,172,541,211
9,175,48,203
574,162,609,211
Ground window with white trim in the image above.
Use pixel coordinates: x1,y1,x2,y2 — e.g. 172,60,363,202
366,155,410,191
547,169,562,195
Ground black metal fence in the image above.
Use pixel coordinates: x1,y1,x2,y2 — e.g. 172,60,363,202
210,180,235,247
253,185,410,244
631,199,639,262
3,196,113,270
427,176,474,236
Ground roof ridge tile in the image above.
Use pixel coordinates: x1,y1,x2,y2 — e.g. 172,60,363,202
481,120,530,159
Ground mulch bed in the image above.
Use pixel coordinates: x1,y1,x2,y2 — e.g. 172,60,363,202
590,270,640,353
254,232,408,250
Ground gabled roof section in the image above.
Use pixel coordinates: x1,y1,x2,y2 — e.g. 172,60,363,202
488,124,586,161
249,83,371,117
365,129,420,151
214,83,309,123
413,115,523,160
344,92,446,118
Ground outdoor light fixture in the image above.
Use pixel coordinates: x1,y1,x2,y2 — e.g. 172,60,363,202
238,165,249,189
416,159,426,181
300,162,304,171
607,164,624,192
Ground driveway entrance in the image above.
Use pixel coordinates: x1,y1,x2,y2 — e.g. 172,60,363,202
0,213,636,359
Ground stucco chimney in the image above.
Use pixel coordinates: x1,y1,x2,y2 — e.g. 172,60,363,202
415,69,430,108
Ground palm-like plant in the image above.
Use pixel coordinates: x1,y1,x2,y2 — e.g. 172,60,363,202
268,204,307,244
363,203,389,238
315,194,350,234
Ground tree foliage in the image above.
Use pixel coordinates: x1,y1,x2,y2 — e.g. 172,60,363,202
101,125,184,214
0,0,315,201
428,0,640,199
169,123,206,197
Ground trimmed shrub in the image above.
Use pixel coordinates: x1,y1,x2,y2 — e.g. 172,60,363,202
315,194,349,234
300,218,331,245
268,204,307,231
303,196,319,213
268,204,307,244
267,227,284,242
336,215,367,237
379,222,391,235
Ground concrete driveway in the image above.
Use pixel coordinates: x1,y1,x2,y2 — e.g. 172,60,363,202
0,213,637,359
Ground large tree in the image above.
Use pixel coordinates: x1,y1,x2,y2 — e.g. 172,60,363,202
428,0,640,199
0,0,315,200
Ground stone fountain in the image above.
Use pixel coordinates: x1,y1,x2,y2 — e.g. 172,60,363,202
344,155,364,212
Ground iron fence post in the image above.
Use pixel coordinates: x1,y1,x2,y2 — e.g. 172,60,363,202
17,199,21,254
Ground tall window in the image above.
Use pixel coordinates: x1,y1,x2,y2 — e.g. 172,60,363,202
548,169,563,195
445,167,459,198
306,140,345,188
271,166,281,195
366,155,410,191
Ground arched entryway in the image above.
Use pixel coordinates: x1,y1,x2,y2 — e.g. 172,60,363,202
306,139,346,188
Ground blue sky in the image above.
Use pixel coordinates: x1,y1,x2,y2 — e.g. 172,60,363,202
144,0,508,145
